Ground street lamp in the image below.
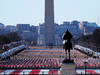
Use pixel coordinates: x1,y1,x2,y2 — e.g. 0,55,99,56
84,59,88,75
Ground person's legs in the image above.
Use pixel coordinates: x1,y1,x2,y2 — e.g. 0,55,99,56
65,50,67,59
68,49,70,60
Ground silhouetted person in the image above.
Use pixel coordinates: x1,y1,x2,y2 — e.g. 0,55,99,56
62,29,72,60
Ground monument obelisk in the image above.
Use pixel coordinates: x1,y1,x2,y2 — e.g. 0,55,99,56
45,0,55,46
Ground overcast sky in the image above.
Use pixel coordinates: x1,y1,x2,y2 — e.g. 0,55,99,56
0,0,100,26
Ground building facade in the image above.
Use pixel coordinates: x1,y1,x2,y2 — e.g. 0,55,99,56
16,24,30,31
79,21,98,35
5,25,16,32
84,26,96,35
0,23,4,29
30,25,37,33
37,23,77,46
23,31,37,41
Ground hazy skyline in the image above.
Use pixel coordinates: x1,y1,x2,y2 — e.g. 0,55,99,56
0,0,100,26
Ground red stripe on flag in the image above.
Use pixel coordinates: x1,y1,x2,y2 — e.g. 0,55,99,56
9,70,23,75
48,71,58,74
86,70,98,74
0,70,5,73
76,72,78,74
29,69,41,75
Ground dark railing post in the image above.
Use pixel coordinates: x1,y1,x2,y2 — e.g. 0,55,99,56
81,71,82,74
91,71,92,74
4,72,5,75
84,60,88,75
42,72,44,75
85,64,86,75
23,72,24,75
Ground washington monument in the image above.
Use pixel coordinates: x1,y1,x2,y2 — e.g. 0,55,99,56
45,0,55,46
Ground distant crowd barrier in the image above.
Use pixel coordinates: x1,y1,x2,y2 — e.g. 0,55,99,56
0,45,27,61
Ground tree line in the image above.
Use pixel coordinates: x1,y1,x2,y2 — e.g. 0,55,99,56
76,28,100,49
0,32,21,45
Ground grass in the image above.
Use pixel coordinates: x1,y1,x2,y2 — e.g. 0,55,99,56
11,46,89,59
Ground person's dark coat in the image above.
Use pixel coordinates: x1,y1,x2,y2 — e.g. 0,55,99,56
64,40,72,52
